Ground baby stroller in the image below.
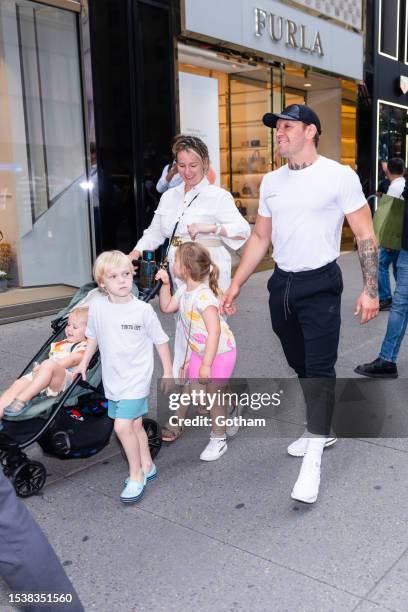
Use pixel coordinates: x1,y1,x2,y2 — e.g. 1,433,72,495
0,279,163,498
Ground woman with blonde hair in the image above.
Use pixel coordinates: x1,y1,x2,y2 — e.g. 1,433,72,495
128,135,250,440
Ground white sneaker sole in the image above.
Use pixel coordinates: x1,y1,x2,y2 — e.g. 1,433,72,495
200,443,228,462
291,488,318,504
287,436,337,457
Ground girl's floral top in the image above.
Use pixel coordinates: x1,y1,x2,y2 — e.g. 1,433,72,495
174,283,236,356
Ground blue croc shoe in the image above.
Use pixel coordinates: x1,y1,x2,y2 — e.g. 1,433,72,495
120,476,146,504
124,464,157,487
4,399,32,418
145,464,157,482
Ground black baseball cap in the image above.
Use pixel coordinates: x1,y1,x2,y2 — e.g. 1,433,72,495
262,104,322,135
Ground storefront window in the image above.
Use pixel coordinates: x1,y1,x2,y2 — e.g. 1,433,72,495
377,101,408,187
0,1,91,292
379,0,400,59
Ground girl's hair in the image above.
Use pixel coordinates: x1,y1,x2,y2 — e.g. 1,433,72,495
176,242,221,297
93,250,133,286
173,135,210,170
68,307,89,326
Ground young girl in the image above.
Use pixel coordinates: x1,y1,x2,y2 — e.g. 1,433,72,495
0,307,88,419
156,242,237,461
76,251,172,504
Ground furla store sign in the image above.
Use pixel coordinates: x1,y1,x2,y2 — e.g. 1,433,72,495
254,8,324,56
182,0,363,80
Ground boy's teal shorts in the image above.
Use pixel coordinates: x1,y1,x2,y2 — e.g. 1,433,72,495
107,397,148,420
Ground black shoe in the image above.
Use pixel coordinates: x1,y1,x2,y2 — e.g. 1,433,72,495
354,357,398,379
379,298,392,311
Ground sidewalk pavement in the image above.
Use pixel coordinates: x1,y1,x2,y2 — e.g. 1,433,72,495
0,252,407,612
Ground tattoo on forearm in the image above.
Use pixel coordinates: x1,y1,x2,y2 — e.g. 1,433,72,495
357,237,378,299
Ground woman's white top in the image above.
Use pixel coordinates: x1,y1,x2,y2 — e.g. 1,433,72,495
135,177,251,291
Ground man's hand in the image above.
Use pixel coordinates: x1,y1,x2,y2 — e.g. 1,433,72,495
220,282,240,316
354,292,379,323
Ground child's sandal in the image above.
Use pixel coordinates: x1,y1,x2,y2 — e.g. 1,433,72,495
4,399,32,417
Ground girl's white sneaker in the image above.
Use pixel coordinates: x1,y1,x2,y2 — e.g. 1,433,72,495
200,437,227,461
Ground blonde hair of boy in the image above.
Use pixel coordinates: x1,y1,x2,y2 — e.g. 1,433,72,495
69,306,89,325
93,250,133,286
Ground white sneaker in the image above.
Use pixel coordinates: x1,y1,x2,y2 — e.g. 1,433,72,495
291,451,321,504
200,437,227,461
287,436,337,457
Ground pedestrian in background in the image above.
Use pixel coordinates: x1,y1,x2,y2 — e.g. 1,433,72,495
355,179,408,380
156,137,183,194
377,157,406,311
221,104,379,504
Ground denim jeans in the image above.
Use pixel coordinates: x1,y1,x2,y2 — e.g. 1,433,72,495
378,247,399,301
380,249,408,363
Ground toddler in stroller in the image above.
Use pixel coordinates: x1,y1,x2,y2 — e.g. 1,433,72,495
0,308,88,422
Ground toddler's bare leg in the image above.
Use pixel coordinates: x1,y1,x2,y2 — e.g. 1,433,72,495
114,419,144,482
133,417,152,472
0,379,32,415
17,360,66,403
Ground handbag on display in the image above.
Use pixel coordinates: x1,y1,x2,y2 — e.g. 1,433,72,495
373,194,405,250
242,183,253,196
247,150,266,173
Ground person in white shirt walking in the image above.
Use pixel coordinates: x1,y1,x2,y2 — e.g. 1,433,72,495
76,250,172,503
377,157,406,311
221,104,379,504
128,135,250,441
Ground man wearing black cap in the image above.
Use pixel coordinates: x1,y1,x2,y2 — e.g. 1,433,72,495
221,104,379,504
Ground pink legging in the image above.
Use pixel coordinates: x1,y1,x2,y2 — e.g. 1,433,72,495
188,348,237,382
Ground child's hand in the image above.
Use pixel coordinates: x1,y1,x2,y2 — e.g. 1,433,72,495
155,268,170,284
73,362,87,382
198,364,212,384
160,372,174,394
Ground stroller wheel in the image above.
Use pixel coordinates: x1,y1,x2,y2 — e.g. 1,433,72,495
143,418,162,459
12,461,46,498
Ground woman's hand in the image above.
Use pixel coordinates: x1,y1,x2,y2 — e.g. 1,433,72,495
127,249,141,270
155,268,170,284
187,223,215,240
198,364,212,384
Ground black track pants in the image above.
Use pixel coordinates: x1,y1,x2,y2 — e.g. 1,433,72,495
268,260,343,436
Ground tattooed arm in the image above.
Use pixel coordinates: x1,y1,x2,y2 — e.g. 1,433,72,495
346,204,379,323
357,237,378,299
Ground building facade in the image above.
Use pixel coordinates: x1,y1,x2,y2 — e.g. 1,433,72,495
357,0,408,199
0,0,364,320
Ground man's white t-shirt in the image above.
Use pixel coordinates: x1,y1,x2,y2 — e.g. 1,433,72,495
86,295,169,400
258,156,367,272
387,176,405,198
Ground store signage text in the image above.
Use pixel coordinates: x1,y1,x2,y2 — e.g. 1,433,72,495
254,8,324,56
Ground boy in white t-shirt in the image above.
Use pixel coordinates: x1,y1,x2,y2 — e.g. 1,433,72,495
76,251,172,504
